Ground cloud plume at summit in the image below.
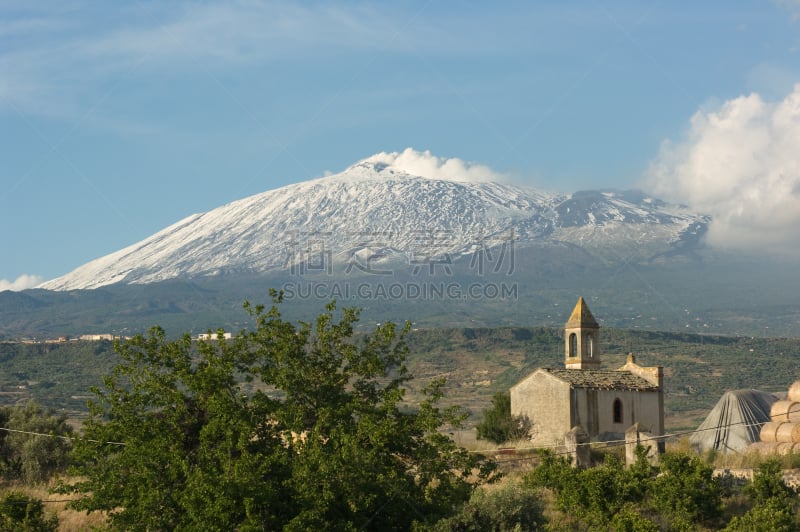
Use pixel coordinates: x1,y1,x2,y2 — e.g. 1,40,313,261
359,148,508,183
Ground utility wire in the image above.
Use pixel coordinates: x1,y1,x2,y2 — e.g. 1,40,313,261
0,413,780,454
4,404,800,458
478,409,800,463
0,427,125,446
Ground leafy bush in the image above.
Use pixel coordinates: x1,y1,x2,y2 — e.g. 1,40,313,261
0,491,58,531
609,503,659,532
747,459,796,505
525,450,651,528
723,459,799,531
527,449,732,530
430,483,545,531
648,453,722,528
724,496,796,532
476,392,531,444
0,402,73,484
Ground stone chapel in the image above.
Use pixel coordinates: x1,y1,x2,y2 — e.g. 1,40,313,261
510,297,665,450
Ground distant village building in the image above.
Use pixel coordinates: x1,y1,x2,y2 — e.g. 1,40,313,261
510,297,665,451
197,332,232,341
78,334,115,341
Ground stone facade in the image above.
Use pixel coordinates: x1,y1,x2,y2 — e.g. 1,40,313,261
510,297,665,449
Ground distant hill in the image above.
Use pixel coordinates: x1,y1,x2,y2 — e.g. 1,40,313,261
38,153,707,291
2,151,797,338
3,253,800,339
3,326,799,432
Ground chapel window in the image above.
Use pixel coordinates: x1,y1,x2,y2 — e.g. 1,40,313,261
613,399,623,424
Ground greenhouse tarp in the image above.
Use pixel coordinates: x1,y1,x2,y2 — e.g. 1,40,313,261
689,389,778,453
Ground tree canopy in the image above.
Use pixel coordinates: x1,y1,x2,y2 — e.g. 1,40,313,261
60,293,497,530
475,391,531,444
0,401,73,484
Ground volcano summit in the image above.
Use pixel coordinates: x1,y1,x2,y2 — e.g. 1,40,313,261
40,149,708,291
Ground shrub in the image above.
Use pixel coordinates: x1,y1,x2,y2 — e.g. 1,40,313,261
649,453,722,527
430,483,545,531
476,392,531,444
747,459,795,505
526,451,650,528
724,497,795,532
0,490,58,531
0,402,73,484
610,503,659,532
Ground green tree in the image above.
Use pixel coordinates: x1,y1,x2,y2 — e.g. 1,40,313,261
724,459,798,531
724,496,796,532
525,447,658,530
476,392,531,444
61,295,496,530
746,459,795,506
609,503,659,532
0,491,58,531
0,402,73,484
648,453,722,529
429,482,546,531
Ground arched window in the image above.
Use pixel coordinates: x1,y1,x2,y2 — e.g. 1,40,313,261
586,335,593,357
569,333,577,357
613,399,623,424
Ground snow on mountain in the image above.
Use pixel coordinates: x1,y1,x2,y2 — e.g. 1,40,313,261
39,151,709,291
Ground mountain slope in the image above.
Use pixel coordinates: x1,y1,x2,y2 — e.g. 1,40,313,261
39,153,709,291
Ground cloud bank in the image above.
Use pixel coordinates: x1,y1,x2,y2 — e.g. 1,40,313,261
0,274,44,292
644,83,800,256
363,148,507,183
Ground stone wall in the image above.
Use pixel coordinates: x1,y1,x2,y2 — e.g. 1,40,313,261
572,387,663,441
510,370,571,447
714,468,800,489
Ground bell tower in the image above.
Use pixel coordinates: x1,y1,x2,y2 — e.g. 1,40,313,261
564,297,600,370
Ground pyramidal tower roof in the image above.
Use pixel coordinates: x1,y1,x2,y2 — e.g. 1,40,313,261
565,297,599,328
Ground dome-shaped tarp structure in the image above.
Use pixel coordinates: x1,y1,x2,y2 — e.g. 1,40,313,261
689,390,778,454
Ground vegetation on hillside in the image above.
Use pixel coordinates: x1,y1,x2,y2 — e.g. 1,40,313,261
476,391,531,444
403,326,800,430
0,402,72,485
0,297,799,528
0,490,58,531
2,325,800,431
57,294,498,530
526,449,800,531
0,403,74,530
0,340,120,419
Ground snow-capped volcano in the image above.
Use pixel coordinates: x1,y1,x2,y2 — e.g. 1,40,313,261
39,150,709,291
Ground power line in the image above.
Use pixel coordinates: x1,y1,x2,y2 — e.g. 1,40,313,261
471,407,800,462
0,427,125,446
2,405,798,459
0,498,81,505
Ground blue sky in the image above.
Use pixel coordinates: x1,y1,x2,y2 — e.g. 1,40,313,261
2,1,800,288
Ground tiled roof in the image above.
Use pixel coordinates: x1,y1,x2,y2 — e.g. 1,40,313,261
543,368,659,391
565,297,599,328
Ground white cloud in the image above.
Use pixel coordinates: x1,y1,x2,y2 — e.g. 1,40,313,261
0,0,404,117
0,1,413,115
644,83,800,256
362,148,507,183
0,274,45,292
82,2,401,66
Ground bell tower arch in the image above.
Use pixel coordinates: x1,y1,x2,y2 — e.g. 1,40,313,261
564,297,600,370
